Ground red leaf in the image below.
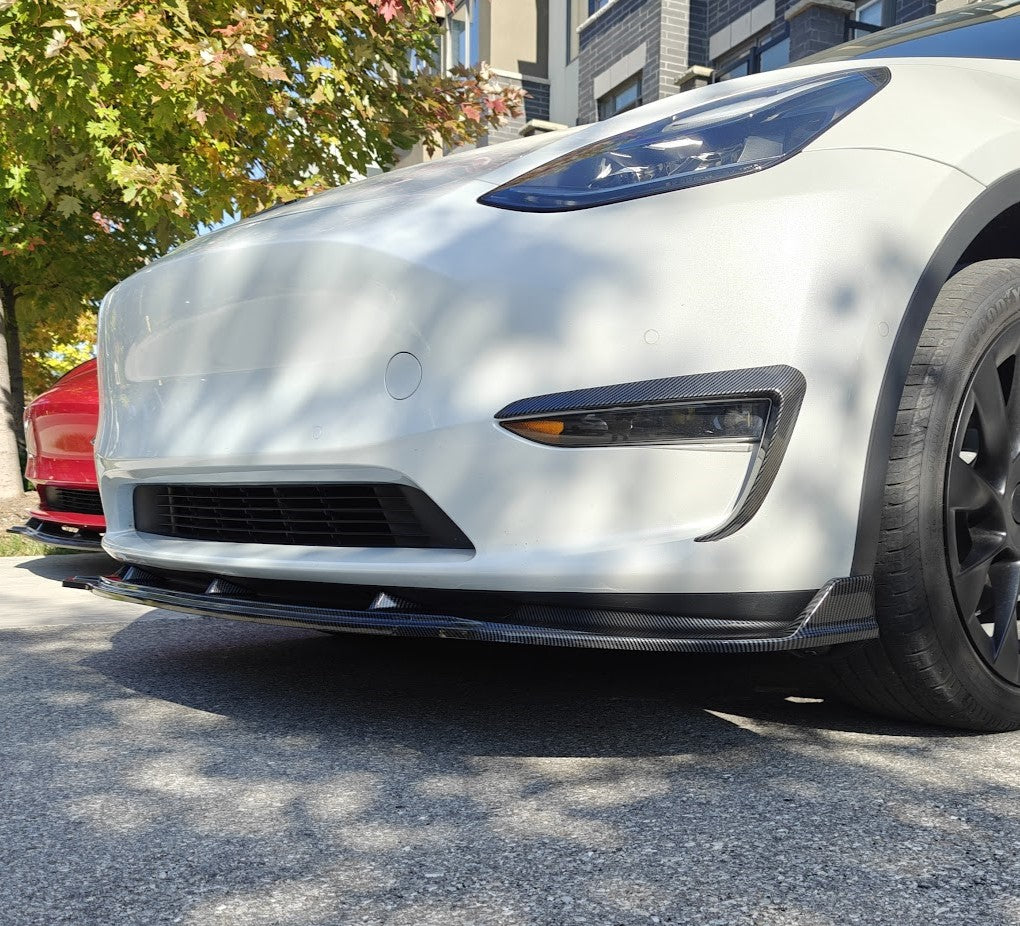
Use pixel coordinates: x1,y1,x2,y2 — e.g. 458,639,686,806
371,0,403,22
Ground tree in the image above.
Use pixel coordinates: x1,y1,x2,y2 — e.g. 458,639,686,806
0,0,523,497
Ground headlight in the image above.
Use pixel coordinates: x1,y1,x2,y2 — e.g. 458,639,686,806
501,399,770,448
479,67,890,212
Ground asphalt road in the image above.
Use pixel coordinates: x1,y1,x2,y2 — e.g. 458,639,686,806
2,554,1020,926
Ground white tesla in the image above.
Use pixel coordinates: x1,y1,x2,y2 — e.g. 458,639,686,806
73,1,1020,730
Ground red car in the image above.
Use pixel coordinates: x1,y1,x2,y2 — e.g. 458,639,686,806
8,358,104,550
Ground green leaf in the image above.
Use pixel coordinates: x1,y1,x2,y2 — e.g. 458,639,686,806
56,194,82,216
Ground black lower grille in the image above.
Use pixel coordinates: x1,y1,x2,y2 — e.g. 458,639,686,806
43,487,104,515
133,483,472,550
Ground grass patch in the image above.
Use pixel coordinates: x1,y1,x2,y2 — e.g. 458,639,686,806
0,533,79,557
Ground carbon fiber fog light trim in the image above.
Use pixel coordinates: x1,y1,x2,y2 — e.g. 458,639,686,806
495,365,807,541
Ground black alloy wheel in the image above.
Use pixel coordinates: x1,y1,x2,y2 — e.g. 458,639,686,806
945,322,1020,685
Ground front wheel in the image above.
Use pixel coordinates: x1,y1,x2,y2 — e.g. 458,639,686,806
830,259,1020,731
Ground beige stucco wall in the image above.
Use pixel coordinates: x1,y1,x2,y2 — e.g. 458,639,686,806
488,0,549,77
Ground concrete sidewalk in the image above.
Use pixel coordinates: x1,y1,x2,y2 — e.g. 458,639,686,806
0,552,171,626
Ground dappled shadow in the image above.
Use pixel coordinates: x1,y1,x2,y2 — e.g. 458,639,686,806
1,615,1017,925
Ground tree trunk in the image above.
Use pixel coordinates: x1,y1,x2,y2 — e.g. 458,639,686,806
0,282,25,499
5,288,24,450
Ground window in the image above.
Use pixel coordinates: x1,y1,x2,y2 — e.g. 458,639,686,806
597,73,643,120
714,28,790,82
448,0,481,69
857,0,883,27
758,36,789,72
589,0,612,14
451,18,467,66
811,0,1020,63
716,57,750,81
408,43,437,73
567,0,586,62
852,0,884,38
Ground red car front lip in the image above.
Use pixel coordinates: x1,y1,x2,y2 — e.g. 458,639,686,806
28,504,106,531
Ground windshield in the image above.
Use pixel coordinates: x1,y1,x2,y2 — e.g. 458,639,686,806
804,0,1020,63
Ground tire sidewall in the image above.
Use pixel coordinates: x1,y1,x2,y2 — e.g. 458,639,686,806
913,269,1020,717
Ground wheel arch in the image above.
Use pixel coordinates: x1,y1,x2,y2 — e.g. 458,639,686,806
852,169,1020,575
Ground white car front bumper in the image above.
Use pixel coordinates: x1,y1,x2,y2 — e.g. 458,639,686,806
96,146,981,603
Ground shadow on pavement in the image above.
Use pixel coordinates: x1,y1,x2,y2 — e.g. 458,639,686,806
14,551,120,582
1,614,1015,926
92,618,955,748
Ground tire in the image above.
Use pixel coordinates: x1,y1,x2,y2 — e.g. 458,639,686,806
829,258,1020,731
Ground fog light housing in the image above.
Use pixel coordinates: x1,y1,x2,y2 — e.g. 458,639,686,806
495,366,806,541
501,398,770,448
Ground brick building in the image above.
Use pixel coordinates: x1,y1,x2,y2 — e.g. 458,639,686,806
574,0,956,121
403,0,963,162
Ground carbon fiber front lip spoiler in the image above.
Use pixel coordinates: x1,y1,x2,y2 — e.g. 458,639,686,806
8,518,105,552
65,569,878,653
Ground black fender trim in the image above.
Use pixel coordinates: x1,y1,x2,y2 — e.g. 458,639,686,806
851,170,1020,575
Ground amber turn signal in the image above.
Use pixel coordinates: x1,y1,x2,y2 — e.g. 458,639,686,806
499,399,770,448
503,419,566,438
